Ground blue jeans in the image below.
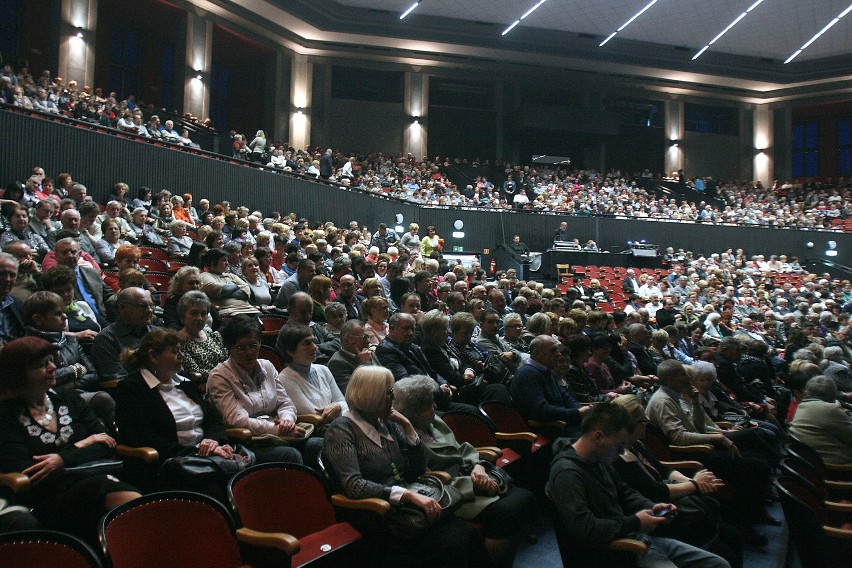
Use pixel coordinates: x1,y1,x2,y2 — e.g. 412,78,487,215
637,536,731,568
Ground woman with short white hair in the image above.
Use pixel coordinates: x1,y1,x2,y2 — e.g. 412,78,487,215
323,365,488,568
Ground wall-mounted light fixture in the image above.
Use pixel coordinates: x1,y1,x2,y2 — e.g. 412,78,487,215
194,71,203,80
76,27,84,38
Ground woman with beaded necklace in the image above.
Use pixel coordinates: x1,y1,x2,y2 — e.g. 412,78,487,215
0,337,140,542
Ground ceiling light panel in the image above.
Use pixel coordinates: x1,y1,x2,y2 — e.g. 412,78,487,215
334,0,852,62
785,2,852,63
691,0,765,60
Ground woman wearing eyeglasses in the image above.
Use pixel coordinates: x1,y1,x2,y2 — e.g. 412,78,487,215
114,327,255,495
206,315,305,465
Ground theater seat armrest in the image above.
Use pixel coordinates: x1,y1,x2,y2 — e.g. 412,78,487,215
97,379,119,389
825,500,852,513
297,413,324,426
495,432,537,443
331,495,391,516
425,471,453,484
669,444,713,454
822,525,852,539
609,538,649,555
476,447,502,463
826,463,852,473
528,419,567,431
115,445,159,464
659,460,704,471
0,472,30,493
225,428,253,441
824,480,852,491
236,527,300,555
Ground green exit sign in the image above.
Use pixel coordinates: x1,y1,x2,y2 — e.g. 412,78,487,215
452,246,463,252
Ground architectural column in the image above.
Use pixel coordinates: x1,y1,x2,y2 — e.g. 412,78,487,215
404,71,428,158
183,9,212,121
58,0,97,89
664,99,684,175
753,104,773,187
272,50,289,142
290,54,312,150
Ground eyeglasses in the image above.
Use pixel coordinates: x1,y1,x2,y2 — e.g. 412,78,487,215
121,302,154,310
233,342,261,351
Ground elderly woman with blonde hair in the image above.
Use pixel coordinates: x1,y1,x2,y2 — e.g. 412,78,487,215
322,366,488,568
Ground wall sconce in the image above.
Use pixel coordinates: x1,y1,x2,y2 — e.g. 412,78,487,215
75,27,84,38
411,116,420,125
194,71,203,80
669,140,680,147
755,148,767,155
295,107,303,115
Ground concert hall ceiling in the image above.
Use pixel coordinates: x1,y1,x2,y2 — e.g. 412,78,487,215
199,0,852,101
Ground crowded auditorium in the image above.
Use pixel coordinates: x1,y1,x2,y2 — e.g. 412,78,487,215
2,1,852,567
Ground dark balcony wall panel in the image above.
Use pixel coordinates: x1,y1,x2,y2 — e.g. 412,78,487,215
3,109,846,270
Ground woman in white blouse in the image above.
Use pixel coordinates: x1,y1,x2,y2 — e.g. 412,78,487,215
206,316,305,464
277,324,347,427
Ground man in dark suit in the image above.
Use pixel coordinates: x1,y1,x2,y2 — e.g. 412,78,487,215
55,237,112,325
319,148,334,179
655,299,679,329
327,320,379,393
0,252,25,347
622,268,641,294
334,274,365,320
376,312,474,414
277,292,339,364
627,323,658,376
510,334,588,436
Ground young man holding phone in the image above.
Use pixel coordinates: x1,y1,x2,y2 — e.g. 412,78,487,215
547,403,730,567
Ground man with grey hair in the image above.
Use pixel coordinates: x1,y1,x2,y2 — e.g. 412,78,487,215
92,287,156,381
96,200,132,237
821,346,852,392
277,292,338,364
790,376,852,465
627,323,657,376
510,334,588,431
327,319,379,392
0,252,24,346
68,182,88,206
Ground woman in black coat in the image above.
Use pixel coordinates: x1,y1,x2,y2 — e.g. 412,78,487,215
114,328,242,495
0,337,140,542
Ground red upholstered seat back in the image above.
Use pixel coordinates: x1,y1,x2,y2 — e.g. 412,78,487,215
230,466,337,538
479,402,528,433
2,542,97,568
441,412,496,448
104,497,242,568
